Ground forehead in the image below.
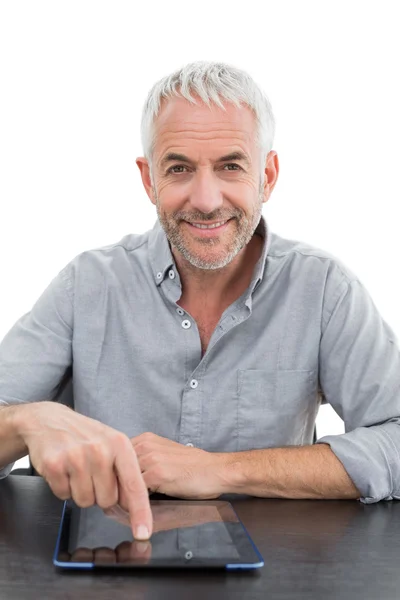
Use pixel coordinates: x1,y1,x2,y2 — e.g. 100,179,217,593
153,95,257,154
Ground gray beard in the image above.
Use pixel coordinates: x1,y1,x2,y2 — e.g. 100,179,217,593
154,190,264,271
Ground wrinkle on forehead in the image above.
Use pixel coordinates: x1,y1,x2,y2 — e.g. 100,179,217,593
157,132,253,150
158,126,253,139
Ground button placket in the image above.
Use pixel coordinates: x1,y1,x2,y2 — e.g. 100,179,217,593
177,309,203,450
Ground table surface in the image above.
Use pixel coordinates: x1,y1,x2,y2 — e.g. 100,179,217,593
1,476,399,600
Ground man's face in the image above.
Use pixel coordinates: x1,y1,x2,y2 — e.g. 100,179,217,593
140,95,275,270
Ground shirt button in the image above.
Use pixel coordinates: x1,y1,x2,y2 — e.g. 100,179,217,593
176,308,185,316
168,270,175,280
156,272,163,280
190,379,198,389
185,551,193,560
186,442,194,447
182,320,191,329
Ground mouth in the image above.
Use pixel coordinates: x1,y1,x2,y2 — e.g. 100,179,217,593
184,218,233,237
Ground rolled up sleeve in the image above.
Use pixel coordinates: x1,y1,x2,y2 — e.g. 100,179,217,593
0,263,74,477
316,276,400,503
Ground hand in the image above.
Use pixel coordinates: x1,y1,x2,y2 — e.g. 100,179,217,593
130,432,228,499
16,401,152,540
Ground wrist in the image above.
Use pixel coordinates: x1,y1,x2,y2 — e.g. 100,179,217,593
214,452,247,494
9,403,35,448
0,404,30,464
12,401,58,445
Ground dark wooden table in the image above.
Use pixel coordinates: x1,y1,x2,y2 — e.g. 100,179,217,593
1,475,399,600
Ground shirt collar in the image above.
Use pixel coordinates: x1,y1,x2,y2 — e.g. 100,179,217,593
148,213,272,291
249,213,271,291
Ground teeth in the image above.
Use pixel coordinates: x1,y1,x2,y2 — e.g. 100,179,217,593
191,220,227,229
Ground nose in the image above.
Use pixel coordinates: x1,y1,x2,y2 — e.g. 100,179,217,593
188,168,223,215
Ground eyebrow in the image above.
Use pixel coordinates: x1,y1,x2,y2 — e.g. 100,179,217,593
160,151,251,168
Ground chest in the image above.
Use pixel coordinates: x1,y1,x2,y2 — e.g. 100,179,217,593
73,279,320,451
196,316,220,356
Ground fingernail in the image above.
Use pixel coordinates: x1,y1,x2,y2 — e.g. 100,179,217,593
135,525,150,540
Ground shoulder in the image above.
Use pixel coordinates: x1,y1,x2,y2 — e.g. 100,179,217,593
82,229,150,260
268,230,359,287
59,228,153,299
70,229,150,269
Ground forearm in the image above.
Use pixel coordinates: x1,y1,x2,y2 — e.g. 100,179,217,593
0,404,30,470
219,443,361,500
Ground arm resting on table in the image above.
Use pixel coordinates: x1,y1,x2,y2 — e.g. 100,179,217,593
220,442,361,500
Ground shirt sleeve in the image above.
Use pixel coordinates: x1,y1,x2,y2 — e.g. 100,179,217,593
0,263,74,478
315,274,400,504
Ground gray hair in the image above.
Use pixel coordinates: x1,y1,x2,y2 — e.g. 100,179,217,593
140,61,276,187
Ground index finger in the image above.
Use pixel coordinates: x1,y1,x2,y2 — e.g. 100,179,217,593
114,436,153,541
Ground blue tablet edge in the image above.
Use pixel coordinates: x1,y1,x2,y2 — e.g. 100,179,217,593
225,504,264,570
53,500,94,570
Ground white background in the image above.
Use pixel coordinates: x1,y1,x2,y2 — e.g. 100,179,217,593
0,1,399,471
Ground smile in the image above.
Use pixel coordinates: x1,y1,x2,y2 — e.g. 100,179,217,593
184,219,233,237
190,220,229,229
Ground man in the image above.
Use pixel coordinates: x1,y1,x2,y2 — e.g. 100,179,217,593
1,61,399,542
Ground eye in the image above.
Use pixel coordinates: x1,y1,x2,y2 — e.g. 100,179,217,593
167,165,189,174
223,163,241,171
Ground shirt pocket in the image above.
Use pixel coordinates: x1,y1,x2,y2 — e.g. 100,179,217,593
237,369,316,451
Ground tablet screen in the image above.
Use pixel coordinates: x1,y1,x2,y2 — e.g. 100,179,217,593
54,499,264,569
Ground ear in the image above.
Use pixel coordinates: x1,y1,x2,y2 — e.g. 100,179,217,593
136,157,156,205
262,151,279,204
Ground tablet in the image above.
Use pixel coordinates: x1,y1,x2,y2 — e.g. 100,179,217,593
53,499,264,570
